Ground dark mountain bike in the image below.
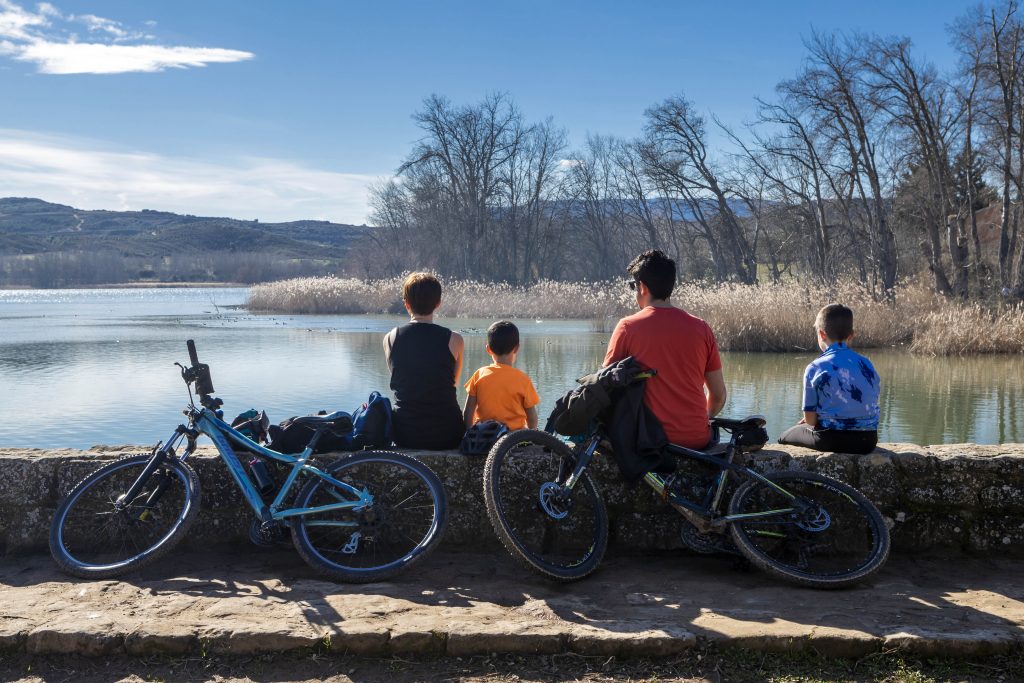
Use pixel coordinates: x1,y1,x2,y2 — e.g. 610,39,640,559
483,416,889,588
50,340,447,582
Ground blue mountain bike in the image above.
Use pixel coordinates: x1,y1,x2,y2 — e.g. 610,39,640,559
50,340,448,582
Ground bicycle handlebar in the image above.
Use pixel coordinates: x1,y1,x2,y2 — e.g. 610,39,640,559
184,339,215,396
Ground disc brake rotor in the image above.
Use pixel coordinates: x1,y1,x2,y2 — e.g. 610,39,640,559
795,504,831,532
538,482,570,520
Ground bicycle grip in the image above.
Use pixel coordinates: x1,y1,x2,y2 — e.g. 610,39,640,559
187,339,199,367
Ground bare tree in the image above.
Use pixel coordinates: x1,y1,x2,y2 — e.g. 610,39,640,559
563,135,631,279
367,180,417,275
783,33,899,294
641,94,758,283
735,97,844,283
863,36,964,295
399,93,526,278
498,118,568,283
953,3,1024,289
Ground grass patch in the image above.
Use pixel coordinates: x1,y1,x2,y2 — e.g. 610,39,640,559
3,645,1022,682
248,276,1024,356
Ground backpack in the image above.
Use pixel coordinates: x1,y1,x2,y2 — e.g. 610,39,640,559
268,411,354,455
230,409,270,454
349,391,393,449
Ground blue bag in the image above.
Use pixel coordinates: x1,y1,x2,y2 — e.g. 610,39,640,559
349,391,393,449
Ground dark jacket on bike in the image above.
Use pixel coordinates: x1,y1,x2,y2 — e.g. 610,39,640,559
547,357,671,482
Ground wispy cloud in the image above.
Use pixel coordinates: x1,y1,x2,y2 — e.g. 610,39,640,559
0,130,383,224
75,13,130,39
16,42,254,74
0,0,252,74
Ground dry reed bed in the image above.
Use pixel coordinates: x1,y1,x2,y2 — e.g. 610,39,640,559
248,277,632,319
247,276,1024,356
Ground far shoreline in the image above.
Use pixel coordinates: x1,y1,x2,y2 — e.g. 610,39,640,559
0,281,247,290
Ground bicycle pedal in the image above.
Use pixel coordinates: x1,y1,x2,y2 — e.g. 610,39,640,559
679,518,744,556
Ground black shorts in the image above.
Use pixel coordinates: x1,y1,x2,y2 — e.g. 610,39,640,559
778,424,878,455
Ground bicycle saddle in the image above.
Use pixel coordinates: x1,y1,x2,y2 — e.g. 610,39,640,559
710,415,767,430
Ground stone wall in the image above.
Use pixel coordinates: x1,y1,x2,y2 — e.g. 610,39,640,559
2,442,1023,557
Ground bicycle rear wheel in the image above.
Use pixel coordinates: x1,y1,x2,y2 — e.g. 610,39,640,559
290,451,447,583
483,429,608,581
49,453,201,579
728,470,890,588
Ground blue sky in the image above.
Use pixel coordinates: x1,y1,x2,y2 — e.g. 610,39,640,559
0,0,975,223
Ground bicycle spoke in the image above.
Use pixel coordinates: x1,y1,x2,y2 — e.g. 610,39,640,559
53,456,195,573
485,432,607,580
292,453,445,580
729,472,888,585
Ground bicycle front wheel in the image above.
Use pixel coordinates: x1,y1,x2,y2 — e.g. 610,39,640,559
291,451,447,583
49,453,201,579
483,429,608,581
728,470,890,588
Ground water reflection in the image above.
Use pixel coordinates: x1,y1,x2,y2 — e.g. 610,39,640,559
721,351,1024,446
0,289,1020,449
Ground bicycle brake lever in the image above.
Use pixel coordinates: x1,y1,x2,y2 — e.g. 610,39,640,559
175,362,194,383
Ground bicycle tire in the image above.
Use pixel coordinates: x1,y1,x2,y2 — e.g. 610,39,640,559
728,470,890,588
49,453,201,579
483,429,608,582
290,450,447,583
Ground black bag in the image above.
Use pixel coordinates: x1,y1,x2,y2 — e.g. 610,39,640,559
735,425,769,453
268,411,354,455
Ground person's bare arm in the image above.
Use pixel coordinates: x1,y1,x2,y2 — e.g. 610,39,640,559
464,395,478,428
704,369,727,417
802,411,818,427
449,331,464,383
383,328,396,371
525,406,539,430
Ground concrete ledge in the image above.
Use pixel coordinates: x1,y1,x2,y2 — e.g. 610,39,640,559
2,442,1024,556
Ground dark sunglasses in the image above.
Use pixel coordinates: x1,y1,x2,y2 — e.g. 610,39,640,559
627,279,639,291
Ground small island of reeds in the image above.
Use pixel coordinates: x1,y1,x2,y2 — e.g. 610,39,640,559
248,277,1024,357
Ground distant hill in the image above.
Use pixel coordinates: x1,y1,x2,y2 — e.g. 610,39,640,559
0,197,367,259
0,198,369,286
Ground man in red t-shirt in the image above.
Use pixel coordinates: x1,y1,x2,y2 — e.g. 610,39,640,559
603,250,727,449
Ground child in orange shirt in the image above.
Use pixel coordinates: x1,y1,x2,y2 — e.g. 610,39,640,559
463,321,540,430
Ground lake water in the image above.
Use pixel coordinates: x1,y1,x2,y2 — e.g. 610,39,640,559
0,288,1020,449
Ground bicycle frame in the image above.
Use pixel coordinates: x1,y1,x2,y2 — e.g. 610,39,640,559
563,433,800,530
136,407,372,528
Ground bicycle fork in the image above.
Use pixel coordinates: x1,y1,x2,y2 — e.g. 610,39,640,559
560,437,600,489
117,427,192,521
535,437,600,519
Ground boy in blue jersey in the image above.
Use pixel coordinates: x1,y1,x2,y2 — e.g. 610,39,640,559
779,303,880,455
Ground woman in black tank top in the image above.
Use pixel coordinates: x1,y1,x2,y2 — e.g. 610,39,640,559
384,273,465,450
